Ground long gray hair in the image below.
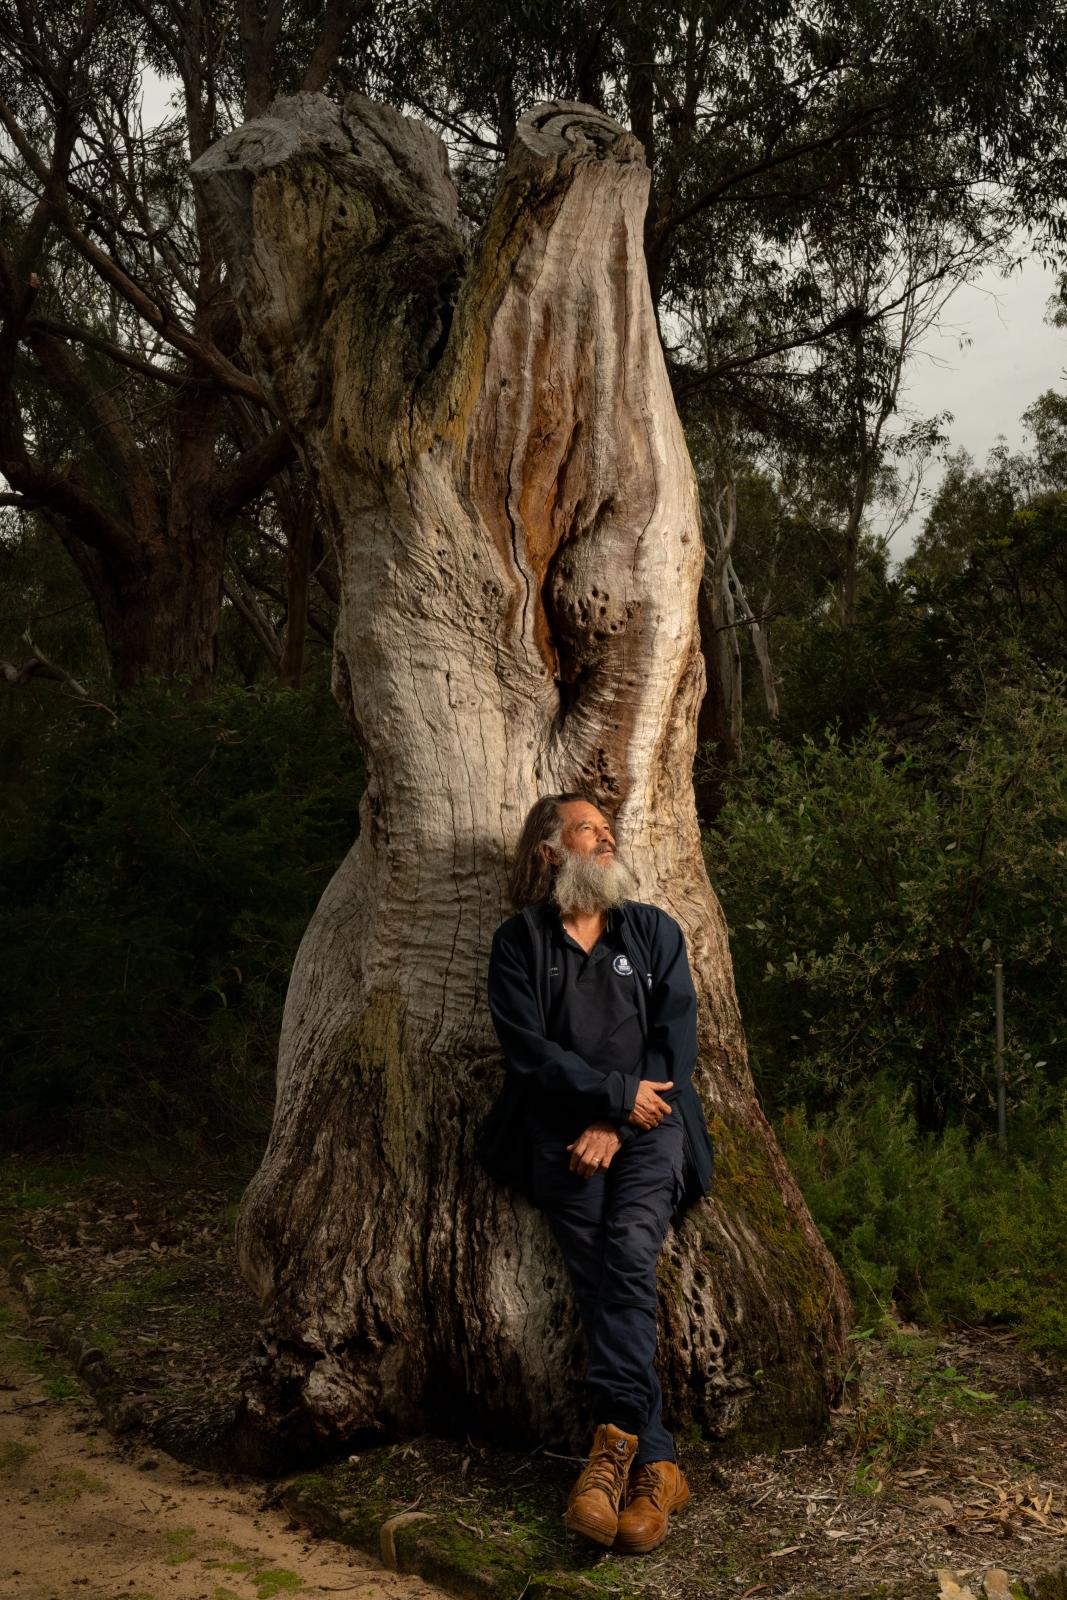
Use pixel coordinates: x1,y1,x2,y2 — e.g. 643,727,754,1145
509,791,608,909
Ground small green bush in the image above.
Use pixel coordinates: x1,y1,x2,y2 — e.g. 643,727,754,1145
777,1082,1067,1358
0,679,363,1148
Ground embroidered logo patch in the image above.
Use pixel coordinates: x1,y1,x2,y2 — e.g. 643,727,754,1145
613,954,633,976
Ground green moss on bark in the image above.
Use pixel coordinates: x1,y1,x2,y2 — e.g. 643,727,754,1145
707,1113,831,1339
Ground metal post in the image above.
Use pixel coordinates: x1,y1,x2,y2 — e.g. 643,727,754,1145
994,960,1007,1156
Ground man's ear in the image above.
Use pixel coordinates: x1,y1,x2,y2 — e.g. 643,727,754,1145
540,841,559,866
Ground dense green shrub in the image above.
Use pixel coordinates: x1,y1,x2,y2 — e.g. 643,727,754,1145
0,680,363,1148
711,663,1067,1357
708,671,1067,1132
777,1082,1067,1358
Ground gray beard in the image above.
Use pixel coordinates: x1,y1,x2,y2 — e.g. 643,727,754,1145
552,850,638,916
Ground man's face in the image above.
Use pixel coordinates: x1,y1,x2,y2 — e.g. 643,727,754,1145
551,800,616,867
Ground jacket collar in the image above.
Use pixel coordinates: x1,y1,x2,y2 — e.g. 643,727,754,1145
519,899,647,1035
522,898,633,934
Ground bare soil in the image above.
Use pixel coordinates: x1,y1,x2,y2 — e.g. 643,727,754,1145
0,1279,447,1600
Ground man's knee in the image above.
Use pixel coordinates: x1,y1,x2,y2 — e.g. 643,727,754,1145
605,1198,674,1257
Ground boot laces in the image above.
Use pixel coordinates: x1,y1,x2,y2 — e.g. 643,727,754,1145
582,1448,627,1500
629,1463,667,1507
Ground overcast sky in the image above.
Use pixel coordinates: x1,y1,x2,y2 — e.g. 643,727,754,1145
888,255,1066,558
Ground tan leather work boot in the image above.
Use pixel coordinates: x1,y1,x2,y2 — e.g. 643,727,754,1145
614,1459,691,1553
563,1423,639,1546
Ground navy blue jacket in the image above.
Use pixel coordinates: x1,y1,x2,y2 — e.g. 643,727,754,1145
476,898,714,1206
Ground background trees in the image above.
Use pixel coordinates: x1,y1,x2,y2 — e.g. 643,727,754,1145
704,401,1067,1354
3,1,1065,700
0,0,362,693
0,677,363,1146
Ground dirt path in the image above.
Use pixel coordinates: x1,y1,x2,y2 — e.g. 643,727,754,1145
0,1284,446,1600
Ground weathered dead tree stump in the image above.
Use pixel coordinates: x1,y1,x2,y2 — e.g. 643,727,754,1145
192,93,851,1463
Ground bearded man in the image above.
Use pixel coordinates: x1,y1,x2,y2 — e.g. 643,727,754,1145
476,793,714,1554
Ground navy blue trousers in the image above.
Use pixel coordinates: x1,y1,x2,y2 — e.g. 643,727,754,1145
532,1116,684,1466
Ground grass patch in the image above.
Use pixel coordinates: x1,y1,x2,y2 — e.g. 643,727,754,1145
0,1439,35,1474
42,1371,79,1400
839,1324,1010,1493
0,1315,90,1400
47,1466,106,1500
92,1263,185,1327
163,1526,198,1563
204,1560,304,1599
254,1571,304,1598
0,1156,112,1211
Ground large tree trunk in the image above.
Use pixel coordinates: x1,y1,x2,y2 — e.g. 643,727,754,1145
51,390,227,698
55,521,225,699
192,93,851,1464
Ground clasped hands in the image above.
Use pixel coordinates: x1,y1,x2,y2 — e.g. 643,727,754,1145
566,1079,674,1177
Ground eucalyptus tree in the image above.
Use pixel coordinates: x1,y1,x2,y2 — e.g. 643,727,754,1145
686,184,971,783
0,1,364,694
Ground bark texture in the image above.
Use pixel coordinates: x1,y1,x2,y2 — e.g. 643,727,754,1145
192,93,852,1462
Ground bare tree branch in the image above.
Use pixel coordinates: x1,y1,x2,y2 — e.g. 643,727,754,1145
27,314,210,388
224,561,282,668
0,91,270,409
214,425,298,518
239,0,284,118
0,627,116,718
302,0,372,95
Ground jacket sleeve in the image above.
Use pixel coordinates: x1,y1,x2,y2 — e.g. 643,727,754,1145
488,925,640,1121
640,913,698,1098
